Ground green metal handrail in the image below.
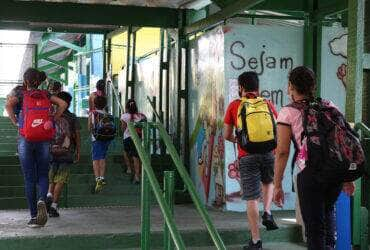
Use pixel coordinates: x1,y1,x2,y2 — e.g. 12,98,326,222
127,122,186,250
354,122,370,138
155,122,226,249
353,122,370,249
146,96,161,121
127,120,226,249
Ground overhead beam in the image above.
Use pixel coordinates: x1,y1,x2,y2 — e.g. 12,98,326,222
38,47,70,60
250,0,305,12
0,0,179,29
185,0,265,34
212,0,306,12
0,20,117,33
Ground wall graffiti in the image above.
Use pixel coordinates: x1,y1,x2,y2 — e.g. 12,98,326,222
329,33,348,89
224,24,304,211
321,27,347,113
230,42,294,74
189,27,226,208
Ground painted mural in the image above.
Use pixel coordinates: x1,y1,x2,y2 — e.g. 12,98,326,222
189,27,226,207
321,26,348,113
223,24,304,211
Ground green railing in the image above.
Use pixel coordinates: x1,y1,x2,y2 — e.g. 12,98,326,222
353,122,370,250
127,120,226,250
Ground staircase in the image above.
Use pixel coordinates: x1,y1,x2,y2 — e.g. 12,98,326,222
0,116,143,209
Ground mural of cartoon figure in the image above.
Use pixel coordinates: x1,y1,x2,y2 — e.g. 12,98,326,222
190,27,225,206
226,158,242,202
194,94,226,204
212,134,226,208
329,33,347,88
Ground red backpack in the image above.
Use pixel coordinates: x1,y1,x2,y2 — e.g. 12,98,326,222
19,90,55,142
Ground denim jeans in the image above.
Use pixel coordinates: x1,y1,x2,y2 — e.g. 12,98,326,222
18,136,50,218
297,166,342,250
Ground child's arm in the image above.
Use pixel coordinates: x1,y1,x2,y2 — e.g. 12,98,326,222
5,96,18,126
88,93,95,112
88,113,92,132
121,119,127,132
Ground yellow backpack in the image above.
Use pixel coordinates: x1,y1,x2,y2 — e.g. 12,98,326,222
236,97,276,153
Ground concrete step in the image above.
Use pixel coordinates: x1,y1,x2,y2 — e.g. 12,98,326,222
0,172,134,186
0,163,126,175
188,242,306,250
121,243,307,250
0,182,141,198
0,154,124,166
0,206,301,250
0,193,148,209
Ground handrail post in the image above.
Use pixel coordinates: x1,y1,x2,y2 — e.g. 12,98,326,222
128,122,186,249
156,123,226,250
141,122,151,250
164,171,175,250
152,96,157,154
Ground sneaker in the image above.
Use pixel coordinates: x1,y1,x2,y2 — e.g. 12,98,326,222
132,176,140,185
243,239,262,250
46,196,52,213
262,212,279,231
101,179,107,186
49,206,60,218
36,200,48,226
27,218,41,228
95,179,104,193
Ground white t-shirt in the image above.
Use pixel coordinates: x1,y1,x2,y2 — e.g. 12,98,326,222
121,112,146,139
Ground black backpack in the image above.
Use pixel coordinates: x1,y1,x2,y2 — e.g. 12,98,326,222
289,98,365,184
93,111,116,141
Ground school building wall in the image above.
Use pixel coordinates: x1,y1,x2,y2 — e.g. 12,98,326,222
106,21,348,212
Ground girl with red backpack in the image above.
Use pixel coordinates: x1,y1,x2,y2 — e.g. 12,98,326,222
5,68,67,228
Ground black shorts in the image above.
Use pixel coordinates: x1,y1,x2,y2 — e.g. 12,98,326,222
239,152,275,201
123,137,139,158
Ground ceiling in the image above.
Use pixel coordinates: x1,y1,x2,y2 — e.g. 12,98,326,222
15,0,210,9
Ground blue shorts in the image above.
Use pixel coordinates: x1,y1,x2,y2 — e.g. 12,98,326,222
92,140,111,161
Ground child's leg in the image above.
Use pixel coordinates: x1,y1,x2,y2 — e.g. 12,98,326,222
48,183,55,195
132,156,141,182
123,151,133,174
49,181,63,217
93,160,100,178
99,159,106,178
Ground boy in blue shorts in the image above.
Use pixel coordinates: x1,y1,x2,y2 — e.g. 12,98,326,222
88,96,114,193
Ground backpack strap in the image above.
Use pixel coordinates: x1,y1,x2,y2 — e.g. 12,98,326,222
91,111,98,130
284,101,309,192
